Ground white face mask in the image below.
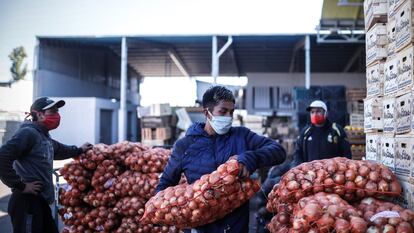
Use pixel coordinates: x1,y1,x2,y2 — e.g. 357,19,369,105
207,111,233,135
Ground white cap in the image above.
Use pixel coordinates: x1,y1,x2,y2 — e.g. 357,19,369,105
306,100,327,112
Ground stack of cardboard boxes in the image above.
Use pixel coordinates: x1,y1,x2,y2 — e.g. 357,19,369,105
364,0,414,209
138,104,175,147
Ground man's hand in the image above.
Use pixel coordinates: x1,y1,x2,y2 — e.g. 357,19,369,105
80,143,93,153
238,163,250,179
22,181,43,195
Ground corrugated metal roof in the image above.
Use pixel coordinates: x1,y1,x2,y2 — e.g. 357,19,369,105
38,34,365,77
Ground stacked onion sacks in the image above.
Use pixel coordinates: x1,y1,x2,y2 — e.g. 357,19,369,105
266,157,404,233
355,197,414,232
141,159,260,229
58,141,180,233
267,192,368,233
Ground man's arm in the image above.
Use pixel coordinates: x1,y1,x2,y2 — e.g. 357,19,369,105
155,139,185,193
0,128,35,191
237,129,286,173
52,140,91,160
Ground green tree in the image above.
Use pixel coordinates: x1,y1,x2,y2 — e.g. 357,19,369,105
9,46,27,82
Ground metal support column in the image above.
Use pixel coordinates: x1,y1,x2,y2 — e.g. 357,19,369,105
211,36,233,84
305,35,311,89
118,37,127,142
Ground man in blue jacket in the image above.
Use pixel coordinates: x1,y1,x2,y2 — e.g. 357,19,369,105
156,86,286,233
0,97,93,233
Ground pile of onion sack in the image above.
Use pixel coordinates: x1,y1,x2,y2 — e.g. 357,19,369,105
59,141,181,233
140,159,260,229
265,157,407,233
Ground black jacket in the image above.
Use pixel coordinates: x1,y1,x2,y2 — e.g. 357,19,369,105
0,121,83,203
292,120,351,166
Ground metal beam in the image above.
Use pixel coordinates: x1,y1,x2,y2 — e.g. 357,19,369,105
168,49,190,77
118,37,127,142
342,46,364,72
212,36,233,84
305,35,311,89
289,37,306,73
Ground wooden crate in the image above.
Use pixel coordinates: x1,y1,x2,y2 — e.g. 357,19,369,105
346,88,367,101
384,55,398,95
382,97,397,134
387,19,397,57
366,62,384,97
396,92,412,134
141,127,172,140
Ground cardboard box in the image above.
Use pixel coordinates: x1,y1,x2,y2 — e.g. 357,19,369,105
412,92,414,132
366,23,388,65
387,19,397,56
396,1,414,52
382,97,397,133
396,92,412,134
395,136,413,178
384,56,399,95
141,127,172,140
394,0,406,10
366,61,385,97
388,0,396,21
350,113,365,128
364,97,383,132
397,45,414,96
366,133,382,162
381,135,396,171
141,115,172,128
150,103,172,116
364,0,388,30
137,104,172,117
141,139,166,147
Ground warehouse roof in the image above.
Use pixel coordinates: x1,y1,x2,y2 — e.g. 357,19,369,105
38,34,365,77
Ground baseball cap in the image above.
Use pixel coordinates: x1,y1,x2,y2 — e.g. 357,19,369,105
306,100,327,112
30,97,65,111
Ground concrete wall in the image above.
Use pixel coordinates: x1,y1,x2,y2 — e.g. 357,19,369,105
50,97,138,146
246,72,365,115
35,44,140,103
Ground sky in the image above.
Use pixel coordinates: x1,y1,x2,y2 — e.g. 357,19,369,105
0,0,323,106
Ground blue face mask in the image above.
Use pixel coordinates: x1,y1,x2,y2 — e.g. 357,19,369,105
207,111,233,135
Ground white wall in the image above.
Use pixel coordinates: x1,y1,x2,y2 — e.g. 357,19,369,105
50,97,138,146
0,80,33,115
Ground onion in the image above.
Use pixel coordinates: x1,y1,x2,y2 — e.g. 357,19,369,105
286,180,300,191
358,166,370,177
378,180,389,192
397,222,414,233
354,176,367,188
303,203,323,221
334,174,346,185
350,216,368,233
335,219,351,233
317,214,335,231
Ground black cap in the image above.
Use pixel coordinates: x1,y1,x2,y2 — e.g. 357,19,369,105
30,97,65,111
